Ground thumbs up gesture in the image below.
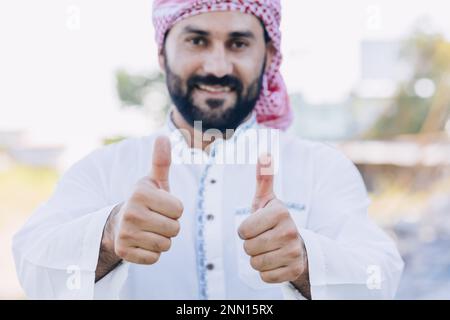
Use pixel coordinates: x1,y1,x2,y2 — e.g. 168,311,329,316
112,136,184,265
238,154,309,287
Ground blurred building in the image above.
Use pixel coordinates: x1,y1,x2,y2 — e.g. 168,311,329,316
356,40,411,99
291,40,414,141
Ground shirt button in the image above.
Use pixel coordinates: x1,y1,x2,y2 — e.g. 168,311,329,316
210,179,216,184
206,214,214,221
206,263,214,271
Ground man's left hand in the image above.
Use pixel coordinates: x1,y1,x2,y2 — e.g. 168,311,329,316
238,154,309,288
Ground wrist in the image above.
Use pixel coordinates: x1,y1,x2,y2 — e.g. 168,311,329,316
290,239,311,299
102,203,123,258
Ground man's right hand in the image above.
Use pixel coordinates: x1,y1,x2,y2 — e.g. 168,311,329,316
101,136,184,269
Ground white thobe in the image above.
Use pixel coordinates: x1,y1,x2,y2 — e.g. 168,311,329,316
12,112,404,299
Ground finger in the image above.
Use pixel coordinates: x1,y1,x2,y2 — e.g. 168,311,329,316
150,135,172,192
132,183,183,220
130,231,172,253
252,153,275,212
250,243,302,272
243,218,299,255
144,211,180,238
260,266,298,284
250,248,286,272
125,207,180,238
238,202,288,240
117,247,160,265
243,228,281,256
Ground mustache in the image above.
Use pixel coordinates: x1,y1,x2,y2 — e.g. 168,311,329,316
187,75,243,92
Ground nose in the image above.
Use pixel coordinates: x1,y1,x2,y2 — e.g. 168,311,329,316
202,44,233,78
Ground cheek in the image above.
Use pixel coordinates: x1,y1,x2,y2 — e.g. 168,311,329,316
235,55,265,87
167,46,202,77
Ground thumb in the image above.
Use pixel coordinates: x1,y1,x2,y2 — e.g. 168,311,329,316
252,153,275,213
150,135,172,192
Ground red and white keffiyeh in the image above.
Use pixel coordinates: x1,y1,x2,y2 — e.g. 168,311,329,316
152,0,293,130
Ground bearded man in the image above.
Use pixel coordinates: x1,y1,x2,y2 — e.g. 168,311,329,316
13,0,403,299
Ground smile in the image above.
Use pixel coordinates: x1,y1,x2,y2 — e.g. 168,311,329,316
196,84,232,93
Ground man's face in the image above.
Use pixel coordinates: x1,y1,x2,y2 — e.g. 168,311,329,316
160,11,272,133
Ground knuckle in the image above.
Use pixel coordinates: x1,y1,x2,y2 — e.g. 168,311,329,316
173,220,181,236
168,220,180,237
261,253,270,267
158,237,171,252
140,257,151,265
123,210,140,225
131,187,149,203
115,245,128,259
243,240,253,255
152,239,162,252
150,252,161,264
140,255,153,265
282,227,298,241
276,208,290,220
174,200,184,218
118,229,133,242
260,272,276,283
288,245,301,259
140,252,159,265
260,233,270,248
238,225,249,240
250,256,260,270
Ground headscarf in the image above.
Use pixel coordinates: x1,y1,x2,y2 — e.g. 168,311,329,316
152,0,293,130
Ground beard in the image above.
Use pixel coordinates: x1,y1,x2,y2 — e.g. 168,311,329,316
165,59,265,134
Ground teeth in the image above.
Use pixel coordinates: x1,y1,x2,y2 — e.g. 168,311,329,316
198,84,231,93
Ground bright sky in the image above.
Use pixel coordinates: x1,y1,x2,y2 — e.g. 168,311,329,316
0,0,449,163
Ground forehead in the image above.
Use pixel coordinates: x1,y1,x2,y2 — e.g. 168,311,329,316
169,11,264,37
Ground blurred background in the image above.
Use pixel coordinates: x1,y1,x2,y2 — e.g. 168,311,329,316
0,0,449,299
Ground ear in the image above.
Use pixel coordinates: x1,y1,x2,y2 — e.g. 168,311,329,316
265,42,276,73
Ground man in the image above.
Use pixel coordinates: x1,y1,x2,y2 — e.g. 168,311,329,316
13,0,403,299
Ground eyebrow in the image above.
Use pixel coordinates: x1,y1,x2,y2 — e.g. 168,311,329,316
182,26,209,36
182,26,255,39
229,31,255,39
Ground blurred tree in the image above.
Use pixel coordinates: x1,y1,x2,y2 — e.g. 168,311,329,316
365,24,450,139
103,135,128,146
115,69,171,128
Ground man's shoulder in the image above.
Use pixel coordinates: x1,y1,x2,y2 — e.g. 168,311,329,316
85,135,147,160
276,130,358,171
278,132,365,191
66,130,167,173
279,131,344,156
90,129,168,158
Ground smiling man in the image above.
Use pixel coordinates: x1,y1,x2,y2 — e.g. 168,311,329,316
13,0,404,300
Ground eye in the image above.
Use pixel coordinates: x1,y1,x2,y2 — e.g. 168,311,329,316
188,37,207,47
230,40,248,50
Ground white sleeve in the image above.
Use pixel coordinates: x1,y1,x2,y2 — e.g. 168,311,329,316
289,145,404,300
281,282,308,300
94,262,130,299
12,147,129,299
